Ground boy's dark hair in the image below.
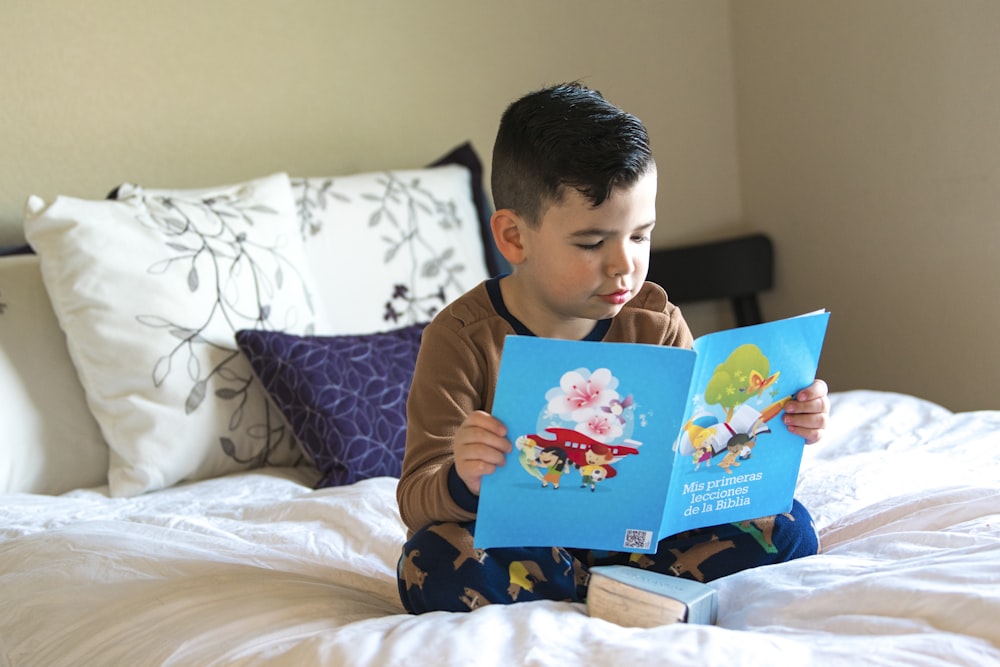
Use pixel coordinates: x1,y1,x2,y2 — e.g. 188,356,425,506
491,82,654,225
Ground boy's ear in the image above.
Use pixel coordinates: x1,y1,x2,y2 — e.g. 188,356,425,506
490,209,527,265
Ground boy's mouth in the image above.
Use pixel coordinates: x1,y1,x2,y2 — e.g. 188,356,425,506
599,289,632,305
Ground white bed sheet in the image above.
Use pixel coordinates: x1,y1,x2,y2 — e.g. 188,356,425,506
2,390,998,666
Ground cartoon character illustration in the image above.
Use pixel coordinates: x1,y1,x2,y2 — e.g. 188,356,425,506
684,417,719,469
601,395,634,424
680,394,792,470
515,435,545,481
668,535,736,582
460,587,491,610
551,547,575,577
427,523,487,570
693,443,713,470
533,446,569,489
628,552,656,569
718,434,752,474
507,560,547,600
734,512,796,553
399,549,427,591
529,428,639,469
513,427,639,490
579,444,615,490
581,464,608,491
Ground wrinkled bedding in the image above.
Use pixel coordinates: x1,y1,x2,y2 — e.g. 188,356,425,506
2,390,998,666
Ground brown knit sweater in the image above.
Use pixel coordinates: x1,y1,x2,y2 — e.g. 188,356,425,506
396,278,693,536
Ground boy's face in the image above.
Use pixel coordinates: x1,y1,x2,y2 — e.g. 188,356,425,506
512,169,657,338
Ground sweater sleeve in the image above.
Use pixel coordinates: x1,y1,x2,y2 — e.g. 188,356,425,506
396,320,485,535
663,299,694,349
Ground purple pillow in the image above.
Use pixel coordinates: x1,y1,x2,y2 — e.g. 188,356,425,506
235,324,424,487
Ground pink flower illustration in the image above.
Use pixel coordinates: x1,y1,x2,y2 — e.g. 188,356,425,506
547,368,619,423
577,412,624,443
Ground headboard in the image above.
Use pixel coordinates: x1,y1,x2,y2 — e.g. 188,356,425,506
646,233,774,327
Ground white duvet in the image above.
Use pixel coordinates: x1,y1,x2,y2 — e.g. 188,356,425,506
2,390,999,666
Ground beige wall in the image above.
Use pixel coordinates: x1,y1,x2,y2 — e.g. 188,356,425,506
0,0,742,249
732,0,1000,411
2,1,996,411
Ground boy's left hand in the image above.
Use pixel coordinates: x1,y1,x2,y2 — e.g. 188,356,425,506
783,379,829,444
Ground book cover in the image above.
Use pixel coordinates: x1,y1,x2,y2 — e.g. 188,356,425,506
473,310,829,554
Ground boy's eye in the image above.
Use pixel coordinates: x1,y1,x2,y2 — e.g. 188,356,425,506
576,240,604,251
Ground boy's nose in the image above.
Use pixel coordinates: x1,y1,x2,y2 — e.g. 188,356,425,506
607,243,636,276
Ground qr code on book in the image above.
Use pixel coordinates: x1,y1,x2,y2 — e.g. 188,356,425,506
623,529,653,551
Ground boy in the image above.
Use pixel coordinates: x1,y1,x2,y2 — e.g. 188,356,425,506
396,82,829,614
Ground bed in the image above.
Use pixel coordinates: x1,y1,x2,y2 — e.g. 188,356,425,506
2,143,998,667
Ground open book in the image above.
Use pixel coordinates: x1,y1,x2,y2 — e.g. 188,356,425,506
474,310,830,553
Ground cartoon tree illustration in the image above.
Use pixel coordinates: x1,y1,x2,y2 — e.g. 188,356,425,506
702,344,773,422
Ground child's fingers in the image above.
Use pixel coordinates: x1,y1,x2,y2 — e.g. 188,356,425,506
796,379,829,402
784,411,828,444
455,440,510,468
453,436,512,495
785,411,828,430
464,410,508,437
786,380,830,416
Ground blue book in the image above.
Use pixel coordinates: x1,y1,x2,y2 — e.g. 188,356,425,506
474,310,830,554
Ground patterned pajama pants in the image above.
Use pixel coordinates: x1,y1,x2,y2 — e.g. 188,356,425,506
397,499,817,614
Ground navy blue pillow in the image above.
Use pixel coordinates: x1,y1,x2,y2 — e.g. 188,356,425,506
235,324,425,487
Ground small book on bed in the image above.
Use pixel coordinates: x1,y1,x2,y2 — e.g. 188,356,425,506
586,565,718,627
474,310,830,554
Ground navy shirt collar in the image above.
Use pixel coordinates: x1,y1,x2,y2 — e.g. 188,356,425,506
485,276,610,341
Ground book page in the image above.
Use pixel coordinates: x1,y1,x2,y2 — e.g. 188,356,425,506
659,311,830,538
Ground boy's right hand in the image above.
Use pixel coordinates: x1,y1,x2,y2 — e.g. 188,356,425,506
453,410,512,496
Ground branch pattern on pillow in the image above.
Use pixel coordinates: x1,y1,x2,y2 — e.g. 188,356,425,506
292,150,492,336
128,185,316,461
24,173,321,496
236,324,424,487
294,172,467,327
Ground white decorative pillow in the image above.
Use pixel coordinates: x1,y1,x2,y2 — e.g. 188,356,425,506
293,146,493,335
24,174,321,497
0,253,109,494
